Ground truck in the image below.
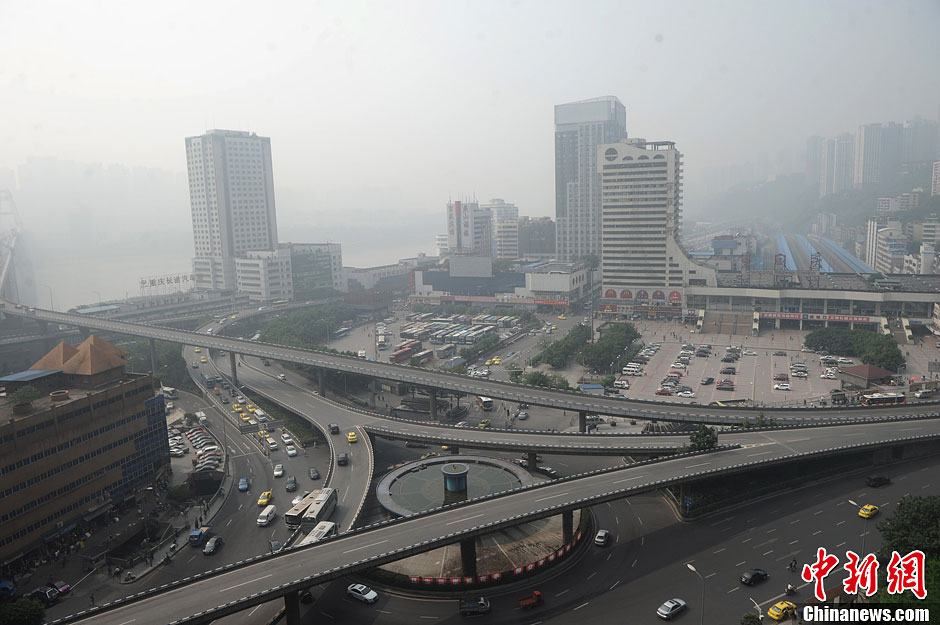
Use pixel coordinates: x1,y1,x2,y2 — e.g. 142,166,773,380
188,525,213,547
459,597,491,616
517,590,543,610
196,411,208,426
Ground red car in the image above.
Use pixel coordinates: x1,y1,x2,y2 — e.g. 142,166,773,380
655,388,673,396
773,373,789,381
669,371,684,377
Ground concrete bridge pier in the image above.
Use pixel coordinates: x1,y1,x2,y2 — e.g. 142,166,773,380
527,451,538,469
35,319,48,333
449,445,459,455
578,411,587,433
317,368,326,397
149,339,158,376
229,352,238,387
283,590,300,625
368,380,377,409
562,509,573,544
460,538,477,579
428,388,438,420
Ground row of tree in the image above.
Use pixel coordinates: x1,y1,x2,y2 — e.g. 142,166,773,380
803,327,904,371
531,324,592,368
576,323,640,371
259,302,360,349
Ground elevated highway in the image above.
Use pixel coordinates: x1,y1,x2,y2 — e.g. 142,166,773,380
4,304,937,426
56,417,940,625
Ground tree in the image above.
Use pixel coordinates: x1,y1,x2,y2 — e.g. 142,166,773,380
601,375,615,387
0,598,45,625
740,613,762,625
689,425,718,452
9,385,42,405
876,495,940,562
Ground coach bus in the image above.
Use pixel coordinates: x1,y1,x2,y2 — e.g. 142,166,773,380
300,488,337,532
861,392,906,407
475,396,494,411
284,491,321,530
296,521,339,547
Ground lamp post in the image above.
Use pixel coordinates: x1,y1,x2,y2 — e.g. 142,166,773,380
686,563,705,625
748,596,762,621
41,284,55,311
847,499,868,556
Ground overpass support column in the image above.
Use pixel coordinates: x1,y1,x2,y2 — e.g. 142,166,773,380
318,368,326,397
527,451,538,469
149,339,158,376
284,590,301,625
460,538,477,579
679,483,692,517
562,510,573,544
36,320,48,333
368,379,377,409
450,445,459,455
428,388,438,421
578,411,587,433
229,352,238,386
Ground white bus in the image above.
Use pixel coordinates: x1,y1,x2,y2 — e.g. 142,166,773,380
296,521,338,547
285,491,322,530
300,488,337,532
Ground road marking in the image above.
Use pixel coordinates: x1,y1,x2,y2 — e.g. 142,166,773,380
836,542,846,548
922,483,932,489
377,609,392,614
789,519,800,524
606,553,612,561
742,538,752,544
713,548,726,554
767,528,777,533
632,559,638,567
747,451,774,457
573,602,589,611
344,540,388,554
117,620,136,625
685,462,711,468
615,517,620,525
789,540,799,545
419,617,437,620
587,572,597,580
763,550,774,556
899,428,921,431
836,521,846,526
555,589,570,597
220,574,273,592
447,513,485,526
727,587,740,594
736,560,747,566
612,475,644,484
814,510,822,515
705,572,716,579
225,518,233,527
534,492,568,503
609,580,621,590
813,531,822,536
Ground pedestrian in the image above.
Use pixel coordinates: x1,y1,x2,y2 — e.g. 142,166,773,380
90,593,95,606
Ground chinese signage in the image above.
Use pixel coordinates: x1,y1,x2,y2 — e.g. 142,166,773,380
760,312,874,323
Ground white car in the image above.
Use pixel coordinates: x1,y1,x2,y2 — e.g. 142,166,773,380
774,383,792,391
286,445,298,457
743,349,757,355
677,390,695,398
670,362,686,369
273,464,285,477
277,373,287,381
346,583,378,604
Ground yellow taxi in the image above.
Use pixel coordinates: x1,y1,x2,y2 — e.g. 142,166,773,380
420,451,440,460
240,414,251,422
246,404,256,413
257,491,272,506
257,430,267,440
485,359,494,366
200,356,207,363
492,356,502,365
346,431,358,443
858,504,879,519
441,445,450,451
230,314,238,319
232,403,241,411
767,601,797,621
194,347,201,353
551,324,557,330
478,418,491,429
557,314,567,320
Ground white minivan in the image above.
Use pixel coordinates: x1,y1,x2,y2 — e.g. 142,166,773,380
257,505,277,527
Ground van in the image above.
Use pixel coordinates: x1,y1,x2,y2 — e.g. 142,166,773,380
257,505,277,526
266,437,278,450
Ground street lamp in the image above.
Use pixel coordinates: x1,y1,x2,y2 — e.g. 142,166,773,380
847,499,868,556
748,596,762,621
686,563,705,625
41,284,55,311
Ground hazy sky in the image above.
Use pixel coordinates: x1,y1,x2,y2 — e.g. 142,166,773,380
2,0,939,307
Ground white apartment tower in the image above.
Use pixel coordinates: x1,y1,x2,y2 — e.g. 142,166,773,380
446,200,492,256
482,198,520,260
186,129,281,292
555,97,627,261
597,139,715,313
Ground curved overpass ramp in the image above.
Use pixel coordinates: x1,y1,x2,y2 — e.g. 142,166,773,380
3,304,935,426
54,417,940,625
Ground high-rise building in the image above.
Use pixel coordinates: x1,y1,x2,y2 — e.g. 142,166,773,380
518,217,556,256
812,213,837,236
932,161,940,197
434,234,449,257
482,199,520,260
446,200,491,256
597,138,715,314
0,336,167,564
902,118,939,164
285,243,345,295
806,135,824,190
854,122,902,187
831,133,856,194
555,97,627,261
818,138,835,197
186,129,281,292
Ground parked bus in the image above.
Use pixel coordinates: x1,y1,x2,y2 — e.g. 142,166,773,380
284,491,322,530
271,299,289,308
296,521,339,547
476,396,494,411
332,327,350,339
861,392,906,407
377,335,389,350
300,488,337,532
162,387,179,399
411,349,433,365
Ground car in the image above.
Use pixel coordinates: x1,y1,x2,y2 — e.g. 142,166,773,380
203,536,222,555
538,466,558,478
557,314,567,320
292,490,311,505
478,419,491,429
455,421,470,428
194,347,201,353
286,445,298,457
169,448,185,458
701,377,714,385
594,529,609,546
268,539,284,554
200,356,207,363
307,466,320,480
743,349,757,355
773,350,787,356
27,587,59,606
421,451,441,460
741,568,769,585
328,423,340,434
192,361,199,368
337,453,349,466
484,359,494,366
238,478,249,492
774,383,792,391
281,433,293,444
47,579,71,595
670,362,686,369
346,431,358,443
257,491,272,506
858,504,879,518
716,384,735,391
220,396,229,404
656,597,688,620
492,356,502,364
720,367,736,374
773,373,789,381
866,475,891,487
721,355,736,362
767,600,797,621
517,411,529,420
273,464,285,477
655,388,673,396
677,390,695,398
792,371,808,378
278,374,287,381
346,583,378,604
285,476,297,492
